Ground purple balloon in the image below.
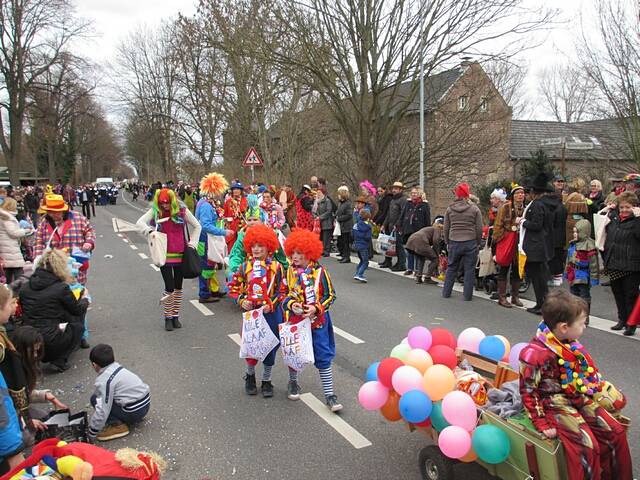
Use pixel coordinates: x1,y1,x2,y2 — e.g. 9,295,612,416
407,326,432,351
509,342,528,371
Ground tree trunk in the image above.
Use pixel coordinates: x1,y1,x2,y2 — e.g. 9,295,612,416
47,140,57,183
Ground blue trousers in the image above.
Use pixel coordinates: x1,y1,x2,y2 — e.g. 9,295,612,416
443,240,478,300
355,248,369,278
312,313,336,369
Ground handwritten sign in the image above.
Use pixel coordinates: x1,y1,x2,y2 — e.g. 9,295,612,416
240,307,280,361
279,319,315,371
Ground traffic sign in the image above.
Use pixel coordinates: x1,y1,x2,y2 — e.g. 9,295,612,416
242,147,264,167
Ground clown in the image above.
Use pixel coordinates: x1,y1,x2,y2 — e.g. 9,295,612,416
195,173,232,304
228,225,284,398
223,182,248,250
282,229,341,411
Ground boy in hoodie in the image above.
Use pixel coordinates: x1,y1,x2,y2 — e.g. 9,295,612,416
353,209,372,283
565,219,599,324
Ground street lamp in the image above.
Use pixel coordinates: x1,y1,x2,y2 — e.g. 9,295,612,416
419,0,426,191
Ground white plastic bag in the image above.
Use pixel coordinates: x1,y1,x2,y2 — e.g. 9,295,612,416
477,243,496,277
207,233,228,264
333,221,341,237
279,319,315,371
240,307,280,362
593,209,610,252
148,230,167,267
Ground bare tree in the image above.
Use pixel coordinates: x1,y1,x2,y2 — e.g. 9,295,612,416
538,63,596,122
483,58,529,119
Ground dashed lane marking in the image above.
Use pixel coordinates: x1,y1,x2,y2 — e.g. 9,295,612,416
228,333,242,346
149,264,160,272
300,393,372,449
190,299,214,316
129,244,138,250
138,253,148,259
333,326,365,344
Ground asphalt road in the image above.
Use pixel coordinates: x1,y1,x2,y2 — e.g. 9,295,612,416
37,191,639,480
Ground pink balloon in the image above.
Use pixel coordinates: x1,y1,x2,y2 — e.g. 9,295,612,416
358,381,389,411
457,327,485,353
391,365,424,395
407,326,432,351
509,342,528,371
442,391,478,431
438,426,472,459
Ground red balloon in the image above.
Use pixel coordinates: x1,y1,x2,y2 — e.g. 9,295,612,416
415,418,432,428
377,357,405,389
431,328,456,349
428,345,458,370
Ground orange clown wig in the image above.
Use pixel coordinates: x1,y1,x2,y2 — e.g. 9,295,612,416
243,224,280,254
284,229,323,262
199,172,229,197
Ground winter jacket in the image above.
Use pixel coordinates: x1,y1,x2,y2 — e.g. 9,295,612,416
587,191,605,216
23,193,39,212
603,210,640,272
383,193,406,232
544,193,567,249
565,219,599,286
493,201,525,244
315,196,334,231
335,199,354,232
0,209,29,268
443,199,483,244
374,193,392,225
19,268,89,346
352,220,372,250
398,200,431,238
522,196,554,263
564,192,590,248
0,371,23,460
405,226,444,258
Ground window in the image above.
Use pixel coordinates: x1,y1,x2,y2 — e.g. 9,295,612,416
458,95,468,111
589,136,601,146
479,97,488,112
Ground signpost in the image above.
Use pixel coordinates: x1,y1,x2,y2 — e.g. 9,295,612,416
539,137,594,176
242,147,264,183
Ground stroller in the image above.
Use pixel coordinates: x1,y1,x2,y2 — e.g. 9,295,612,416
477,226,529,296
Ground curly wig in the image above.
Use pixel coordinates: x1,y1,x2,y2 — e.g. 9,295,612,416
243,224,280,254
359,180,377,197
284,228,323,261
200,172,229,197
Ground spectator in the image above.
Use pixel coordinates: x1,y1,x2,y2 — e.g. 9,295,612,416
373,185,391,226
564,178,590,249
587,179,605,215
278,184,297,227
23,187,39,226
352,209,372,283
395,187,431,275
335,186,353,264
442,183,483,301
546,179,568,288
19,249,88,372
602,191,640,336
295,185,314,231
358,181,378,220
379,182,406,268
604,176,625,205
623,173,640,203
314,188,334,257
0,198,33,284
405,216,445,285
488,188,507,226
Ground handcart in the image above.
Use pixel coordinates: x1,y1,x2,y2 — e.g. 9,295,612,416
413,350,568,480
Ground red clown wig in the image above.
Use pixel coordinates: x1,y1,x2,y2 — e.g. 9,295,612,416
243,224,280,254
284,229,323,261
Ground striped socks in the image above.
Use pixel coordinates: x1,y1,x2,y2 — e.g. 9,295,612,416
288,368,299,382
262,365,273,381
319,367,334,398
162,291,174,318
172,289,183,318
246,364,256,375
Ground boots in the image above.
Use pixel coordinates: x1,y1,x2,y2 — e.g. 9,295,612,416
624,325,636,336
497,279,512,308
510,280,524,307
611,320,626,331
378,257,392,268
172,289,183,329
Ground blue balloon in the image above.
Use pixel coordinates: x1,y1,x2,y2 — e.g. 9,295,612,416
365,361,380,382
399,389,433,423
479,336,506,362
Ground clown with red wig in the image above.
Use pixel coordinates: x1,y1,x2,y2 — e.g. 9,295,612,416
228,224,284,398
281,229,342,411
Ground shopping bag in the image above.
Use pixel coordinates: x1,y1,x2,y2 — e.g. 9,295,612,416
593,208,610,252
207,233,228,264
240,307,280,362
312,217,321,234
333,221,341,237
378,232,397,257
35,409,89,443
181,246,202,278
495,231,517,267
147,230,167,267
477,243,496,277
279,319,315,371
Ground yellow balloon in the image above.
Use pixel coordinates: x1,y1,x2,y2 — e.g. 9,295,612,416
423,364,456,401
405,349,434,374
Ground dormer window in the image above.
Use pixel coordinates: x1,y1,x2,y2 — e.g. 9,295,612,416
458,95,468,111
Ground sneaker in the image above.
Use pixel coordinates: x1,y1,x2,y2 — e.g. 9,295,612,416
172,317,182,329
244,374,258,395
325,395,343,412
354,276,368,283
287,380,301,400
79,339,90,349
261,381,274,398
164,318,173,331
96,423,129,441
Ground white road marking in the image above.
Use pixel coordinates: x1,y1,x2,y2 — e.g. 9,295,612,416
138,253,148,259
149,264,160,272
112,217,118,232
228,333,242,346
190,299,214,316
120,190,147,213
300,393,372,449
333,326,365,344
129,244,138,250
117,233,123,238
122,238,129,243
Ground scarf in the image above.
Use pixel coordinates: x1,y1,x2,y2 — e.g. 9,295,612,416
536,321,602,396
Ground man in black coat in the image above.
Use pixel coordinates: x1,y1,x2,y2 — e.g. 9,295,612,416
379,182,406,268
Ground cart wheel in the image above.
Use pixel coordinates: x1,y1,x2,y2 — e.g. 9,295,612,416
419,445,454,480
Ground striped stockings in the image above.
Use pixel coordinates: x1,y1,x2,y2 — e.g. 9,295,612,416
288,367,334,397
172,289,183,318
162,291,174,319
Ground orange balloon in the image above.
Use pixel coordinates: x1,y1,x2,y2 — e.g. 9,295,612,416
423,364,456,401
380,391,402,421
405,349,434,374
495,335,511,362
459,448,478,463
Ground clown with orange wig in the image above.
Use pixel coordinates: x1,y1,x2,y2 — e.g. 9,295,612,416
281,229,341,411
228,224,284,398
137,188,201,332
195,173,232,303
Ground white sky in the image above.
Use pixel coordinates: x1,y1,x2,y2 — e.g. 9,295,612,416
73,0,610,123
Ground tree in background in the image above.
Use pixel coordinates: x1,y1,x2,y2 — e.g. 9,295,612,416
538,63,597,122
518,149,556,184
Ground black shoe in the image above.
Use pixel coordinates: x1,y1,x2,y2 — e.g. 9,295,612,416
623,326,637,336
172,317,182,329
611,321,626,331
165,318,174,331
339,258,350,264
80,339,90,349
50,359,70,373
490,292,499,300
526,307,542,315
378,260,392,268
416,277,423,284
404,270,414,276
423,278,438,285
390,265,405,272
287,380,301,400
261,381,274,398
198,296,220,303
244,374,257,395
325,395,343,412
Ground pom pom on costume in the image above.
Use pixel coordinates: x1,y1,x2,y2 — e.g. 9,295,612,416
199,172,229,197
284,229,323,261
243,225,279,254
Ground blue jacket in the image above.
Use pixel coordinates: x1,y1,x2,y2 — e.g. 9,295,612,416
352,220,372,250
0,371,23,459
195,198,226,242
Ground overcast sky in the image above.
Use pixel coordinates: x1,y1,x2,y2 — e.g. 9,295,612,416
73,0,601,123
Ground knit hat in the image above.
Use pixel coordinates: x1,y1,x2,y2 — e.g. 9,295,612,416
490,188,507,202
454,183,470,198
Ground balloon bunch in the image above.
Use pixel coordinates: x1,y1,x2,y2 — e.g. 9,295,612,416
358,325,514,464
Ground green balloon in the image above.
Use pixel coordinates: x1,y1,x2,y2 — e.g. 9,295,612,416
390,344,411,361
472,425,511,464
430,402,450,432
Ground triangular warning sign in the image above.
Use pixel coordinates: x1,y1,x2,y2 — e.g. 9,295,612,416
242,147,264,167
